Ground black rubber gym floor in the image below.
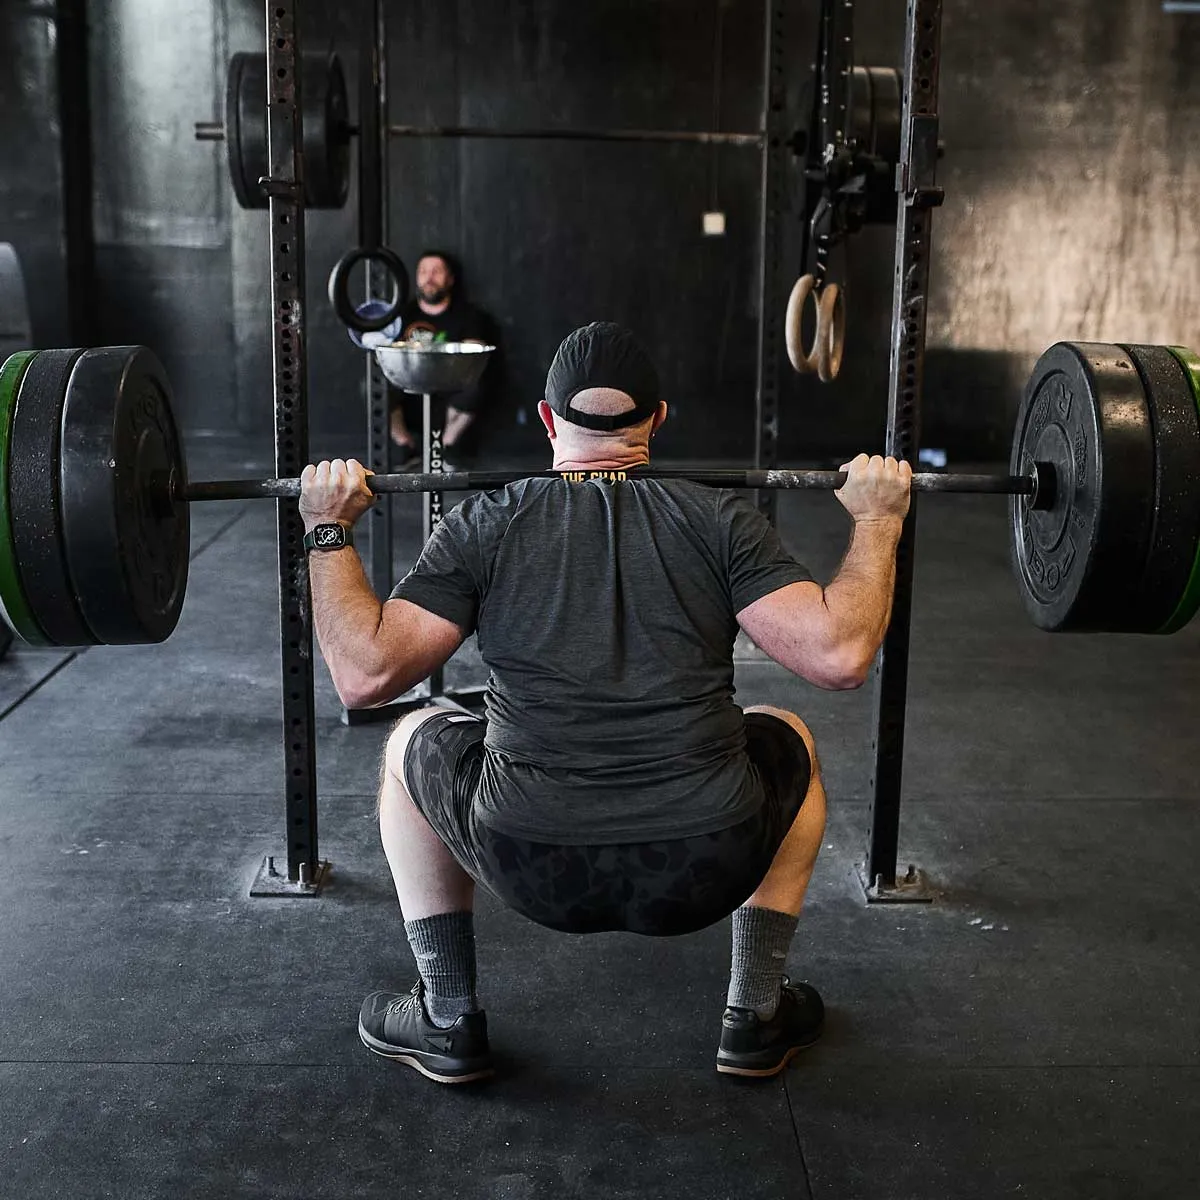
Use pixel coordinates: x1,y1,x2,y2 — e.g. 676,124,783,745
0,440,1197,1199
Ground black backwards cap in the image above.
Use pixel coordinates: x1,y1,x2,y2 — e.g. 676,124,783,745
545,322,661,431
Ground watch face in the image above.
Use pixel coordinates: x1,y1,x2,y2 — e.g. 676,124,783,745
315,525,344,547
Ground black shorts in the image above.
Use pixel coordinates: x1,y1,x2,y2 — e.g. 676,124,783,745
402,710,811,938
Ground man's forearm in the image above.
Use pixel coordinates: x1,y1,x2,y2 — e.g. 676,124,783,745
823,516,905,665
307,546,385,690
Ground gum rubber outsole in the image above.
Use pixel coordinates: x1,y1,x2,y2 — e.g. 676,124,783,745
357,1023,495,1084
716,1040,819,1078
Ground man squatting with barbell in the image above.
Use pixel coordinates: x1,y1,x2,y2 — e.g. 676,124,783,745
298,322,912,1084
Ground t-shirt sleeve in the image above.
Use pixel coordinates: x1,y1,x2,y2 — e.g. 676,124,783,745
389,503,483,632
721,492,815,612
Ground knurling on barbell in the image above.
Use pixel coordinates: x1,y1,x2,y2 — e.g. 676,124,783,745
178,466,1041,503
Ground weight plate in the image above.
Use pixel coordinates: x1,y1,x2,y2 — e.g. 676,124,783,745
0,350,49,645
59,346,190,644
9,348,97,646
847,67,901,226
306,53,350,208
225,53,263,210
849,67,902,164
1010,342,1156,632
1119,345,1200,632
225,51,349,210
1159,345,1200,633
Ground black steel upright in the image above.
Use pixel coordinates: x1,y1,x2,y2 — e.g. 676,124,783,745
361,0,396,608
54,0,96,346
799,0,852,287
753,0,789,522
250,0,327,896
861,0,944,901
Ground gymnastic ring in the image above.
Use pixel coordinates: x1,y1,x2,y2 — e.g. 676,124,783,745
327,245,410,332
785,274,820,374
815,282,846,383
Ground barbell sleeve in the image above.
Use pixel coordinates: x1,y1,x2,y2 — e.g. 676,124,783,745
179,468,1041,505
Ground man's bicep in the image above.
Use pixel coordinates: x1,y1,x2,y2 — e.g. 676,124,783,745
736,581,840,684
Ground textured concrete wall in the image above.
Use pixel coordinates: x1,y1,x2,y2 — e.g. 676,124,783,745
0,8,68,348
10,0,1200,458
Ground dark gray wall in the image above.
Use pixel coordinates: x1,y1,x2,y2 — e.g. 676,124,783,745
7,0,1200,459
382,0,776,461
90,0,237,430
924,0,1200,457
0,7,69,348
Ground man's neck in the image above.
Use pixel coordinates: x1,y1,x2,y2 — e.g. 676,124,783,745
551,447,651,472
418,297,451,317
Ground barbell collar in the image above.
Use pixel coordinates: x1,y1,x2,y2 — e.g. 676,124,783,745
179,468,1040,505
1027,461,1055,512
194,121,226,141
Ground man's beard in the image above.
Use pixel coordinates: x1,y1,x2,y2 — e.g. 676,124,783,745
420,285,450,304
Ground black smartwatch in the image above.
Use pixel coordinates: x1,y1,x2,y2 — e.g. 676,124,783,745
303,523,354,554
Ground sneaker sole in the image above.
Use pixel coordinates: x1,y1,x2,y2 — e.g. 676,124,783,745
715,1033,821,1078
358,1024,495,1084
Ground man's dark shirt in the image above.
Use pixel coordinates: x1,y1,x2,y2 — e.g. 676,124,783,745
391,476,813,844
398,297,491,345
396,298,495,409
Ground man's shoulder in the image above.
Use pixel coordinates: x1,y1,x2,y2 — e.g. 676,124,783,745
456,478,552,520
635,474,726,510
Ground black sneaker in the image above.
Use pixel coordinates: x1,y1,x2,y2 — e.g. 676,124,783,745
358,982,494,1084
716,977,824,1078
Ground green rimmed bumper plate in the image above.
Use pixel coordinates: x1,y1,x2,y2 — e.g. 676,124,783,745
0,350,50,645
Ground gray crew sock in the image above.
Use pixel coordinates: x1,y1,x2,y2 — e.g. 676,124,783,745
727,904,799,1020
404,911,479,1029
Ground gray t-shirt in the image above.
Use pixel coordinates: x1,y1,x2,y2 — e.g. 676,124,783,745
390,475,813,843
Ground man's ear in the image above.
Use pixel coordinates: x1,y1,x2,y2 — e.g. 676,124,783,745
537,400,557,438
651,401,668,436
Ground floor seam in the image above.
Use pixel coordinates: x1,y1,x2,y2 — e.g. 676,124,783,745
783,1081,816,1199
0,509,246,726
0,652,79,723
189,507,251,560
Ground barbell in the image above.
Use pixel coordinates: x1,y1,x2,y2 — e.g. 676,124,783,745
0,340,1198,649
195,55,904,214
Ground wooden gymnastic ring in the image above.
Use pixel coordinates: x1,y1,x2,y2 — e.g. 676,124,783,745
816,282,846,383
785,274,820,374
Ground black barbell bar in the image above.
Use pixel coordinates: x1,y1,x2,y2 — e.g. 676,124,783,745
178,466,1043,505
386,124,764,146
195,120,763,147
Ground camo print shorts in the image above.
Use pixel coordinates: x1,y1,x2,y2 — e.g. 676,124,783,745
401,709,810,937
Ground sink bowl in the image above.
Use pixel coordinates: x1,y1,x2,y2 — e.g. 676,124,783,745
373,341,495,394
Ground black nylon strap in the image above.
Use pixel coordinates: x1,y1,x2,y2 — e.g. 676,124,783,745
558,400,658,431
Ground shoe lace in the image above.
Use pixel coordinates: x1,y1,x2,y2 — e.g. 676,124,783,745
386,982,425,1019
